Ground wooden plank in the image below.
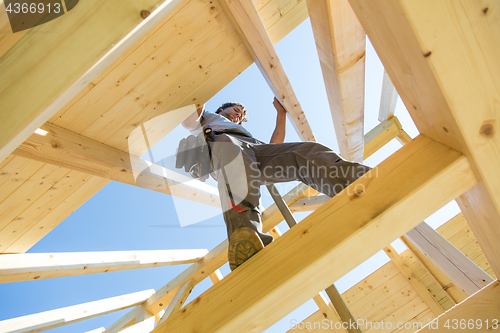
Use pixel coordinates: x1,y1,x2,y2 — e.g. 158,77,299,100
0,164,69,229
405,222,493,296
0,289,155,333
12,121,220,208
0,249,208,283
400,249,456,310
306,0,365,162
157,135,477,332
401,236,466,304
218,0,315,142
325,285,361,333
348,0,500,281
157,279,196,326
456,182,500,279
290,195,330,212
378,70,398,122
209,270,224,284
383,245,444,316
416,280,500,332
0,0,181,163
4,176,108,254
0,170,91,253
363,117,402,160
311,293,345,332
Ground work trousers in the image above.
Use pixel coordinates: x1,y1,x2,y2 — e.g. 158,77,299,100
210,133,370,246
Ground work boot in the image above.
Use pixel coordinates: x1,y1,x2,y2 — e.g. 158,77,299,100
228,227,264,271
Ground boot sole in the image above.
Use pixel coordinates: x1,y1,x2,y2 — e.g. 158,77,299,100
228,227,264,271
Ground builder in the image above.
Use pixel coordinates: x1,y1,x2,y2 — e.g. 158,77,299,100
182,98,370,270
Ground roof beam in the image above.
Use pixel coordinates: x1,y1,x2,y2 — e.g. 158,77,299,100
157,135,477,332
416,280,500,332
12,121,220,208
378,69,398,122
348,0,500,276
405,222,493,296
0,249,208,283
0,0,182,163
0,289,155,333
306,0,366,162
218,0,315,142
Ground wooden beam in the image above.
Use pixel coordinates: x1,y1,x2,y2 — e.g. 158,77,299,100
218,0,315,142
363,117,402,160
12,121,220,208
416,280,500,332
378,70,398,122
0,289,155,333
348,0,500,281
290,195,330,212
456,182,500,278
401,235,467,304
306,0,365,162
405,222,493,296
209,270,224,284
311,293,345,332
157,279,196,326
324,285,361,333
0,249,208,283
157,135,477,332
0,0,182,163
383,245,445,316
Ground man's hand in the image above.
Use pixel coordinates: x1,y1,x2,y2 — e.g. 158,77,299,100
270,97,287,144
182,103,205,130
273,97,287,116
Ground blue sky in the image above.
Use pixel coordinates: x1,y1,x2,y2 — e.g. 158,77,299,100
0,16,462,333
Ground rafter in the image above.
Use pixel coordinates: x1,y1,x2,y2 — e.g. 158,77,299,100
0,249,207,283
218,0,315,142
0,289,155,333
306,0,366,162
157,135,477,332
12,121,220,208
0,0,182,163
405,222,493,296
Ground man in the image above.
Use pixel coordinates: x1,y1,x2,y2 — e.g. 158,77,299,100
182,98,369,270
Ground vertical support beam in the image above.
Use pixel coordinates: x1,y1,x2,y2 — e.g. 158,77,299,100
306,0,365,162
456,182,500,279
218,0,315,142
383,245,444,316
378,69,398,122
405,222,493,296
324,285,362,333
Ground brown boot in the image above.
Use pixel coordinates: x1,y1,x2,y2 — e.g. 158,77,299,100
228,227,264,271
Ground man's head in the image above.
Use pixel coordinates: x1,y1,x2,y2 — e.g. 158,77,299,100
216,102,247,125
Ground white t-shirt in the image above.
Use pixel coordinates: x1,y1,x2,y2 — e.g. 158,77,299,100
190,111,253,138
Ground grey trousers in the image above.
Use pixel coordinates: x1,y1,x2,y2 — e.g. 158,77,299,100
210,133,370,246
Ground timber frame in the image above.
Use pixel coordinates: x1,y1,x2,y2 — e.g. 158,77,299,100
0,0,499,332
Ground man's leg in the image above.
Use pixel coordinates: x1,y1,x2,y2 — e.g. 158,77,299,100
254,141,371,197
210,134,272,270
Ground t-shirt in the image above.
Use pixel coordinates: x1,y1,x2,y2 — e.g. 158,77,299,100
189,111,253,138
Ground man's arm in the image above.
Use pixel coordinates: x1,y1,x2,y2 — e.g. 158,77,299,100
270,97,287,144
182,104,205,130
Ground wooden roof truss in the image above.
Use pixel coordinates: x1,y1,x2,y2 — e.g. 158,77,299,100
0,0,499,331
